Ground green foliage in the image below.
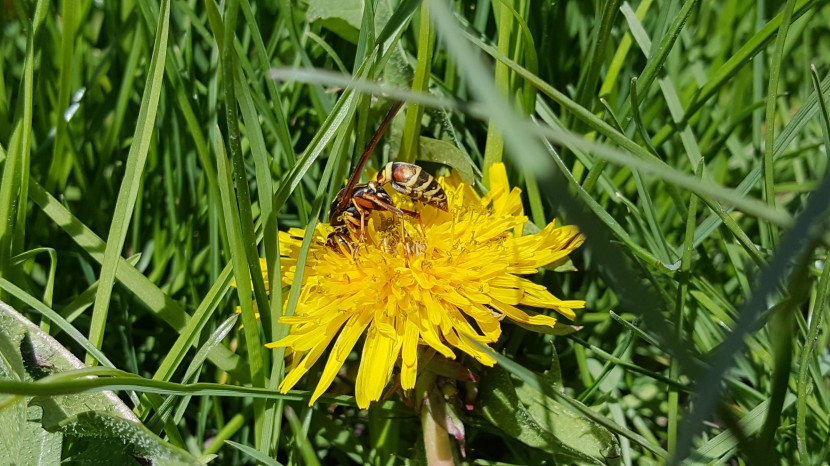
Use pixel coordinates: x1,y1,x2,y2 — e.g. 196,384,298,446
0,302,204,464
478,366,619,465
1,0,830,464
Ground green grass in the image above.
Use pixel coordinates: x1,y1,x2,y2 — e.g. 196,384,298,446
2,0,830,464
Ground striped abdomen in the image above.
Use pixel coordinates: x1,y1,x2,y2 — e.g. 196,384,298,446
377,162,448,211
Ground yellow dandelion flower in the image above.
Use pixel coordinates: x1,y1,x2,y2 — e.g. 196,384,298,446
265,163,585,409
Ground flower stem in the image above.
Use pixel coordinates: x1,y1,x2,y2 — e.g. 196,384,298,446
421,394,454,466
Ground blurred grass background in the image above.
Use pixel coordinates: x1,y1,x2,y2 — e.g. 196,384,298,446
2,0,830,464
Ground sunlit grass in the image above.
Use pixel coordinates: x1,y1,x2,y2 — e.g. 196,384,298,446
1,0,830,464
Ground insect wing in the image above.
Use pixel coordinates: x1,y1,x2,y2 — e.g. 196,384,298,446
334,101,405,213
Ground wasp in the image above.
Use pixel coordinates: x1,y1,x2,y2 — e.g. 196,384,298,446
327,102,449,253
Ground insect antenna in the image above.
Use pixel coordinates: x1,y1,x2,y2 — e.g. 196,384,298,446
334,101,405,212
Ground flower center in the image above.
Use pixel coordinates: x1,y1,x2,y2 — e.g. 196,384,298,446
373,215,427,257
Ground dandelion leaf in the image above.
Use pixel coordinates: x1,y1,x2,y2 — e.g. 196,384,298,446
418,136,476,184
0,302,204,465
478,365,620,465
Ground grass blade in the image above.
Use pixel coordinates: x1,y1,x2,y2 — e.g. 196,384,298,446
87,0,171,364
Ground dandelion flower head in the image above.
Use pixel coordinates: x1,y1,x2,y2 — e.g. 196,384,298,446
266,163,585,408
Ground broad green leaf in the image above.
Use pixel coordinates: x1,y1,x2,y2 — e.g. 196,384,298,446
515,376,620,465
307,0,396,44
0,302,204,464
0,302,135,417
478,366,619,465
418,136,475,184
0,302,140,463
0,304,61,466
50,411,203,465
307,0,363,43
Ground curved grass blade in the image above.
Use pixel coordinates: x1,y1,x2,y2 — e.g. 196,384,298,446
212,123,266,442
145,314,239,432
0,279,115,368
0,367,318,402
225,440,284,466
87,0,171,364
761,0,799,248
794,64,830,464
651,0,820,146
673,149,830,464
26,180,245,380
0,0,47,299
